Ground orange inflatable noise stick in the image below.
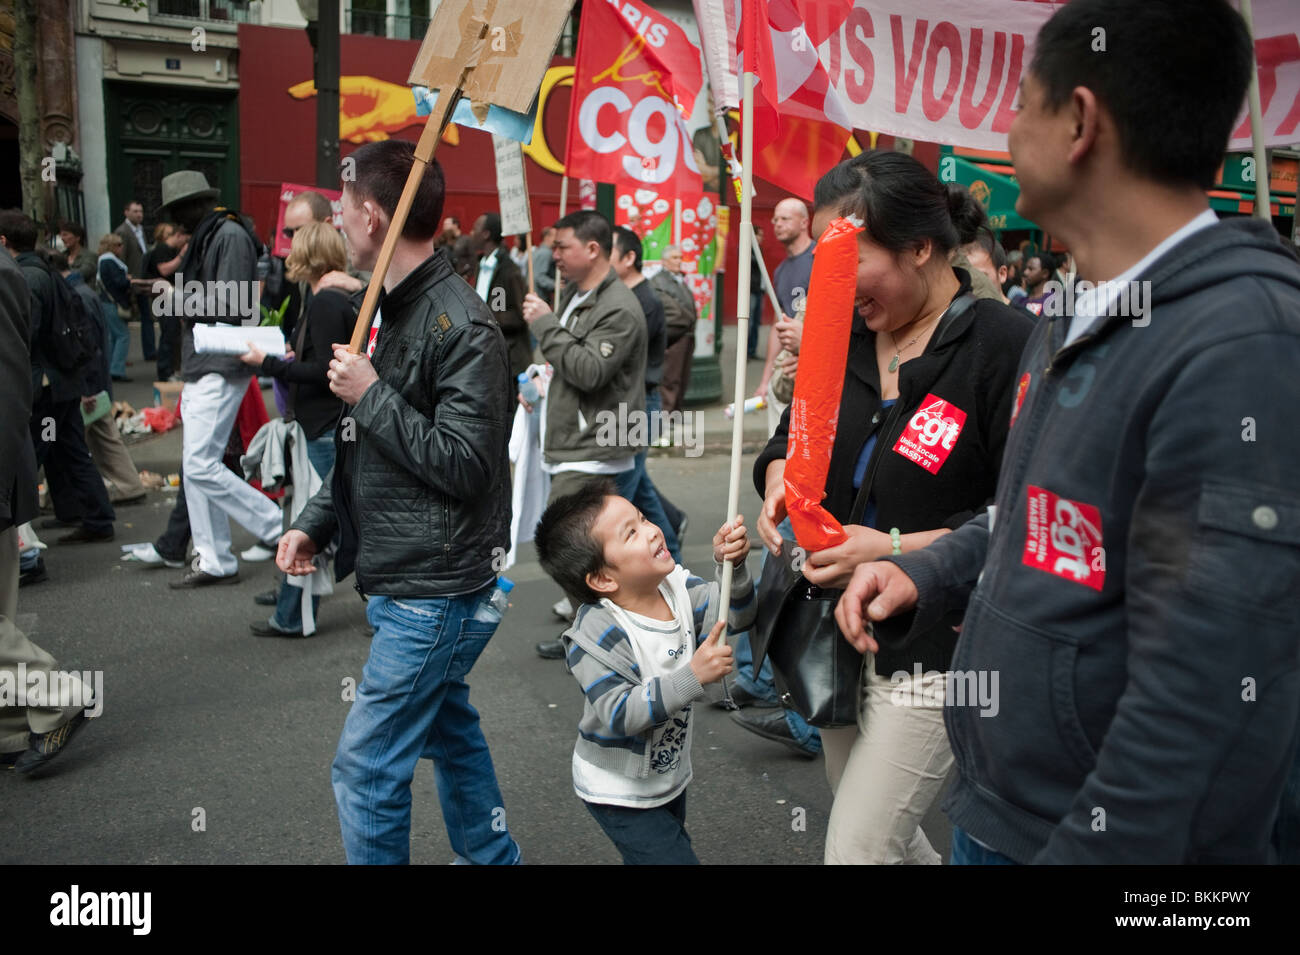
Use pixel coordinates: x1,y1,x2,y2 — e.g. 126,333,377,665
784,216,863,553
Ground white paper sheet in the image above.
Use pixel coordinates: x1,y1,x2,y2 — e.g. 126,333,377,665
192,324,286,356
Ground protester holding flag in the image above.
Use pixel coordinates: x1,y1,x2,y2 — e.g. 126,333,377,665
753,151,1032,864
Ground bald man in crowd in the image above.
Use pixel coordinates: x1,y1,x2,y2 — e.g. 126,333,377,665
754,198,813,433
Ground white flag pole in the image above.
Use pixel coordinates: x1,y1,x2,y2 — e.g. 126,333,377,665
716,67,755,638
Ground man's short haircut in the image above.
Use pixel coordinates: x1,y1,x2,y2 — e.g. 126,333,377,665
1030,0,1252,190
343,140,445,241
289,191,333,222
0,209,38,252
1028,251,1057,274
966,224,1003,266
989,233,1008,271
611,225,643,271
534,478,618,607
124,200,141,212
553,209,612,257
482,212,503,244
58,220,86,243
45,249,68,272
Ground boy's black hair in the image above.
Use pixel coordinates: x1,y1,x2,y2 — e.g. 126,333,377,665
534,478,619,607
611,225,643,271
1029,0,1252,190
553,209,612,257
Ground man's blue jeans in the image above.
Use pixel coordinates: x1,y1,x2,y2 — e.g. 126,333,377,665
270,432,336,632
332,583,521,865
951,827,1018,865
101,300,129,378
731,517,821,753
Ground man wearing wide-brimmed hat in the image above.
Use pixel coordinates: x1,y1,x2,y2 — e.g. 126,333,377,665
157,170,283,590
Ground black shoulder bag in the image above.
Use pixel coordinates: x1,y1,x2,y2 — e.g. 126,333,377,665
749,476,877,728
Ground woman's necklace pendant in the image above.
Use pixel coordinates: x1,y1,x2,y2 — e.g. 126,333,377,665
888,354,900,373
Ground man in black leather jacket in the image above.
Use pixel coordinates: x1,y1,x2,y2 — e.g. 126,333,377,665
278,141,521,865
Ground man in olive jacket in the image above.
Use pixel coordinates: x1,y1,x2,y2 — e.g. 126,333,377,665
521,210,655,657
278,141,520,866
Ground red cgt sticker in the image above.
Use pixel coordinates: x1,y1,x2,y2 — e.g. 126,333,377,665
893,394,967,474
1023,485,1105,591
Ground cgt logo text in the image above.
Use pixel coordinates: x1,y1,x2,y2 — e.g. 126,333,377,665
50,885,151,935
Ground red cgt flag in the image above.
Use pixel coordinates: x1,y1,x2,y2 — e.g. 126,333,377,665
736,0,855,201
565,0,705,193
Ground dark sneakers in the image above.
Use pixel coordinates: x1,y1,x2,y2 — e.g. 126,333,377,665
249,620,306,638
535,639,566,660
169,569,240,589
13,711,91,775
730,709,820,759
253,588,279,606
19,557,48,587
711,682,779,711
58,526,115,544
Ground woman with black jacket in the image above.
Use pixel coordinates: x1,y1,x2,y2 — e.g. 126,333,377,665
240,220,354,636
751,152,1033,864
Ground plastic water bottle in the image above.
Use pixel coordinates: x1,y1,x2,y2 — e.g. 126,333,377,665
518,372,540,404
724,396,766,419
475,576,514,623
489,576,514,616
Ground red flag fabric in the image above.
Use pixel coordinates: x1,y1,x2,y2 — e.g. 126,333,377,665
736,0,854,200
784,216,862,551
565,0,705,192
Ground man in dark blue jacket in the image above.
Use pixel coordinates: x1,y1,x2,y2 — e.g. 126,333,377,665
836,0,1300,864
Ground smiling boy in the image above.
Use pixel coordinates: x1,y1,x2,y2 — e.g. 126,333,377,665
535,480,754,864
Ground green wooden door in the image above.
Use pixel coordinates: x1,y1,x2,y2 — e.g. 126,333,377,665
103,81,239,234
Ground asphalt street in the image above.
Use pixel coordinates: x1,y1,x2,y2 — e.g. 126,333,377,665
4,332,953,865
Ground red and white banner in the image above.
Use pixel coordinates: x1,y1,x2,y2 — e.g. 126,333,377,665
565,0,705,193
701,0,1299,165
273,183,343,258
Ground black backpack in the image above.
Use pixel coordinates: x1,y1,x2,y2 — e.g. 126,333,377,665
39,260,101,374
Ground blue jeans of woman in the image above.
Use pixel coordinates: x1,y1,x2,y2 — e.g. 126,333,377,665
101,300,129,378
332,583,521,864
270,432,336,632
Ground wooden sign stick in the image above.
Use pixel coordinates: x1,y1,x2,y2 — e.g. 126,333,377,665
526,232,536,296
346,82,465,353
345,0,575,353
